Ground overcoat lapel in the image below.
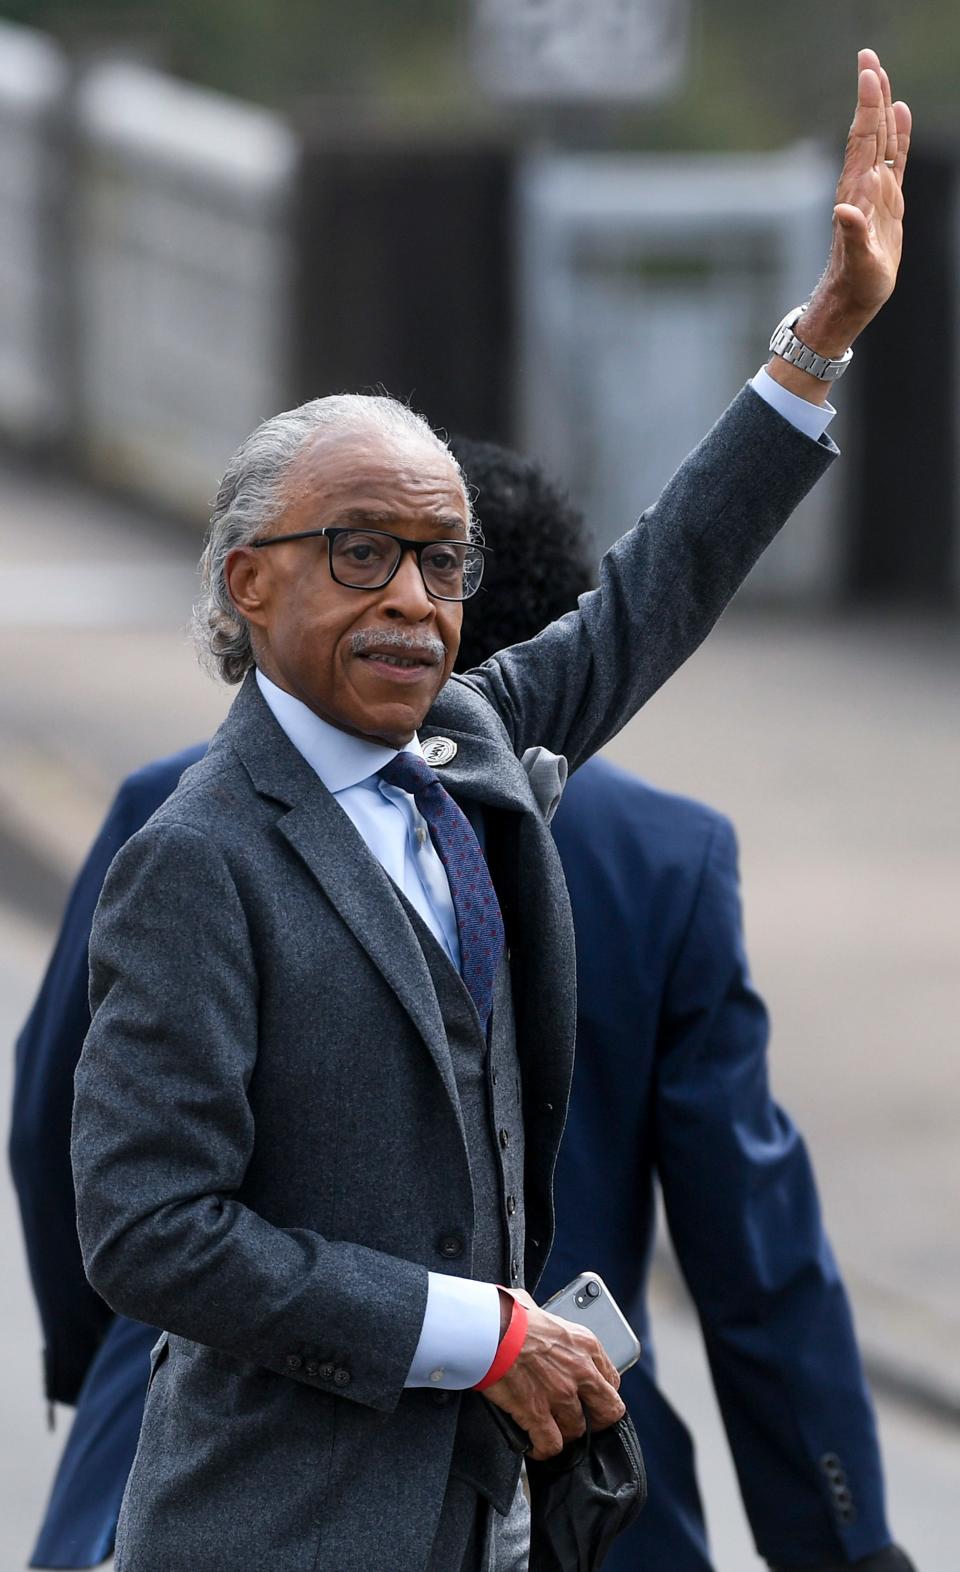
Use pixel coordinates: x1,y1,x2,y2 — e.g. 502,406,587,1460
223,676,462,1120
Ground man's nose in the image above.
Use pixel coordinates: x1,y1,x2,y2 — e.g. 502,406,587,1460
380,548,434,620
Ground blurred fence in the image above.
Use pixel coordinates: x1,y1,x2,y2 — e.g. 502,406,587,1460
0,17,955,605
75,62,297,517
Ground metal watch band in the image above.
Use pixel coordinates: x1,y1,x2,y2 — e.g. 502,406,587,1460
769,304,853,383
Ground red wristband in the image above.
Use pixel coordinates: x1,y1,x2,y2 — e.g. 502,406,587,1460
473,1293,529,1391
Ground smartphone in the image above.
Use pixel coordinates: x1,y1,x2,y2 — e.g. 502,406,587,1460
541,1271,641,1374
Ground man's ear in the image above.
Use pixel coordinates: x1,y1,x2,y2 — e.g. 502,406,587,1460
225,546,270,630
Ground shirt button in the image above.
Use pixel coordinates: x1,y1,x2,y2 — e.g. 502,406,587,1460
415,826,427,848
318,1363,335,1381
333,1368,351,1386
499,1128,510,1149
438,1234,464,1259
285,1354,303,1372
506,1196,516,1217
429,1368,445,1384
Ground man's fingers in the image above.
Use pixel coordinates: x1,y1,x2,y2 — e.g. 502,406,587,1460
850,66,885,167
585,1339,620,1390
578,1368,627,1428
582,1388,626,1430
552,1394,588,1439
892,101,912,187
834,202,870,238
840,67,885,195
878,65,897,162
528,1414,565,1461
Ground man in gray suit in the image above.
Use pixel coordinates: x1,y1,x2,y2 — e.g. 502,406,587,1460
71,53,909,1572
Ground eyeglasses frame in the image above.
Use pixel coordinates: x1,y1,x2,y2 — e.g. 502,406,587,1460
248,525,489,602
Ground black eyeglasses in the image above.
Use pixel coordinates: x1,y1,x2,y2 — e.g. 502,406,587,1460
250,526,488,602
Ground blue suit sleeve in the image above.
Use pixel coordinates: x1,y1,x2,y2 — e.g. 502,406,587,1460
9,754,201,1404
653,817,892,1568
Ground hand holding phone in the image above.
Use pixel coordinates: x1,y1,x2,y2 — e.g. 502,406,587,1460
541,1272,641,1374
481,1286,626,1460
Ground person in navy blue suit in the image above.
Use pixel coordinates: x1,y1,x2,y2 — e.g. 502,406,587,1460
10,439,912,1572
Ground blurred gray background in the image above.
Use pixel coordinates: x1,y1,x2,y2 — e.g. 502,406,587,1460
1,2,958,1566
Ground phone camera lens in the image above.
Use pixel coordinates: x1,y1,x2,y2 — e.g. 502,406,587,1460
585,1281,601,1299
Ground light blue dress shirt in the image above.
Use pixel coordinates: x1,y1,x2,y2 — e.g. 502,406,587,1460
253,375,835,1388
750,364,837,443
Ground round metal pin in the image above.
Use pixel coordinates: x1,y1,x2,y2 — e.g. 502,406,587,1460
422,736,458,767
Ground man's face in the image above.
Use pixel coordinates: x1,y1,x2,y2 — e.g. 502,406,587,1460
226,427,467,747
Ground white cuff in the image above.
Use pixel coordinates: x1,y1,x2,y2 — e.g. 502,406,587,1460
405,1274,502,1390
750,365,837,445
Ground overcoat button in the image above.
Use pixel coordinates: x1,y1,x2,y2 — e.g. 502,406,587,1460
318,1362,335,1380
333,1368,351,1386
432,1390,451,1406
304,1359,319,1376
510,1259,520,1282
506,1196,516,1217
438,1234,464,1259
286,1354,303,1372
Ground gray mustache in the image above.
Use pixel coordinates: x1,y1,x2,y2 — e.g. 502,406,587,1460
350,628,446,664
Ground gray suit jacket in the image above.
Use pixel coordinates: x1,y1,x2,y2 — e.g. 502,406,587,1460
71,388,834,1572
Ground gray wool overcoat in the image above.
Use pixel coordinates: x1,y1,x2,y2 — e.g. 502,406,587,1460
71,388,834,1572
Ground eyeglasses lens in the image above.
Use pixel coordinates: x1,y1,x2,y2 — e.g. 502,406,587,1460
330,531,482,600
330,531,397,587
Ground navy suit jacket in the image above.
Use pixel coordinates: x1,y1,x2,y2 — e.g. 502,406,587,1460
10,749,891,1570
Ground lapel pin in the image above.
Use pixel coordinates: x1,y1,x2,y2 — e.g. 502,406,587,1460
422,737,458,767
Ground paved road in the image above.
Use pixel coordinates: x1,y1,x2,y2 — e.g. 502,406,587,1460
1,454,958,1565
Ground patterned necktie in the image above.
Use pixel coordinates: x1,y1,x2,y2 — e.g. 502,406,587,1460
379,752,505,1029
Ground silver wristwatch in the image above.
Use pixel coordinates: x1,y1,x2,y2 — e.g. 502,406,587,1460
769,304,853,382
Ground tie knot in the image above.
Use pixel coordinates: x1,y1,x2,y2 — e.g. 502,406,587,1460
379,751,438,798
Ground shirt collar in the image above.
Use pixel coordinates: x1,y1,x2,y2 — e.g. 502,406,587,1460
255,668,422,794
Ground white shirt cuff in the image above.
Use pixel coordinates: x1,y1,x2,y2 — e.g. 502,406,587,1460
750,365,836,445
405,1274,502,1390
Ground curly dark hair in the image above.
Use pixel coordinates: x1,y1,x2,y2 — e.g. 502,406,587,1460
449,436,596,672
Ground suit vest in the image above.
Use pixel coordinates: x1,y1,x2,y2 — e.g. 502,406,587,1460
399,898,527,1513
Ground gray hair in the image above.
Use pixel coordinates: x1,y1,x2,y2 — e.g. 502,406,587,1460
192,392,471,685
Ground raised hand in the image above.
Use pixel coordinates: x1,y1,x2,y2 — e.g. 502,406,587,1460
830,47,911,320
798,48,911,361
